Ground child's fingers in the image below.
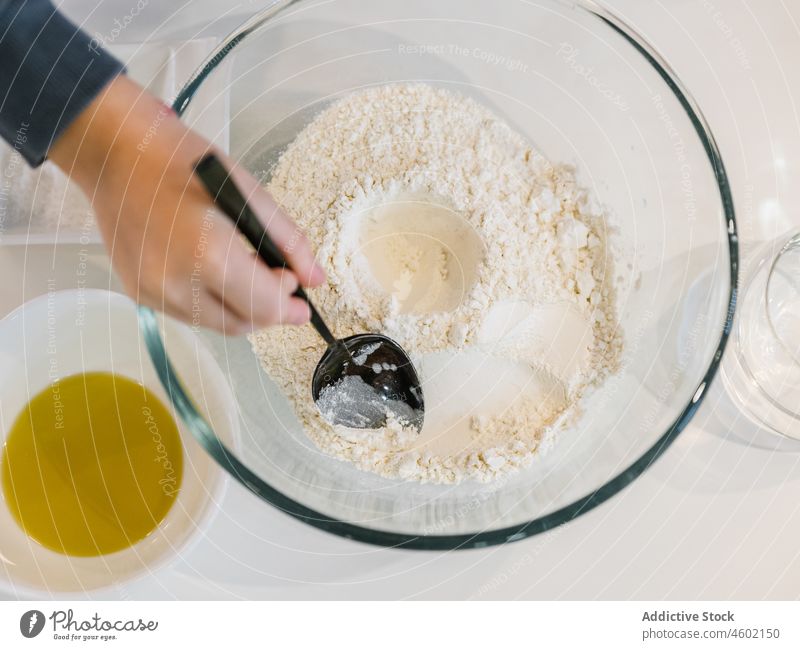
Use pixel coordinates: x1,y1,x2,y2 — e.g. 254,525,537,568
208,229,310,327
218,263,308,328
156,287,251,336
226,164,326,288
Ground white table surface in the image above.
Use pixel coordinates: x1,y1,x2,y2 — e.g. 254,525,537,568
3,0,800,600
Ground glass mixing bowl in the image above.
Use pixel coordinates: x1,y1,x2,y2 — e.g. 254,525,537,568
140,0,737,549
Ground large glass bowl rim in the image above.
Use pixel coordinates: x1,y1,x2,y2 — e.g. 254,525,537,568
139,0,738,550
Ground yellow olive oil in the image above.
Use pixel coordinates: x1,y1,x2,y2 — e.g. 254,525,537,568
1,372,183,557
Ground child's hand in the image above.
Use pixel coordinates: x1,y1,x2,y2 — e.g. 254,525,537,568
49,75,325,334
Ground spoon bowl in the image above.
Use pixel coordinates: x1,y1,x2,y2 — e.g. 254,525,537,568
312,334,425,430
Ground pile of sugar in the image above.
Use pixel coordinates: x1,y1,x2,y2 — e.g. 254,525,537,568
250,83,622,484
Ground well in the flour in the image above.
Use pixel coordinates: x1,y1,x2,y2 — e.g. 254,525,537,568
356,195,484,315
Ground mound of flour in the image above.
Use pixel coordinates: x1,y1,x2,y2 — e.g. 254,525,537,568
250,83,622,484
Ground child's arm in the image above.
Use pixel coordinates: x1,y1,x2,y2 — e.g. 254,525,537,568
0,1,323,332
49,75,324,333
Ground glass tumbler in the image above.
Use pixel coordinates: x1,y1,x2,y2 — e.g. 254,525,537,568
722,231,800,438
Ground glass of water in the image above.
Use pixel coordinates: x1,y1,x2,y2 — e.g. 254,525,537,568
722,231,800,437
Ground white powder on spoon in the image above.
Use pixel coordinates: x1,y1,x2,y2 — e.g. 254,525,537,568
250,83,622,484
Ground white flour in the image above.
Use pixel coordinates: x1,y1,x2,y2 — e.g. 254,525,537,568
250,83,622,484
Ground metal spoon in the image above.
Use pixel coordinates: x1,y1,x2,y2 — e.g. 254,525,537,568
193,154,425,431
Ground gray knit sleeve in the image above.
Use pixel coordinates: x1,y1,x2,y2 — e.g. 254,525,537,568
0,0,125,167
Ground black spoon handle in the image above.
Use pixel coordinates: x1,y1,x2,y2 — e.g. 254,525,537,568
193,153,338,347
